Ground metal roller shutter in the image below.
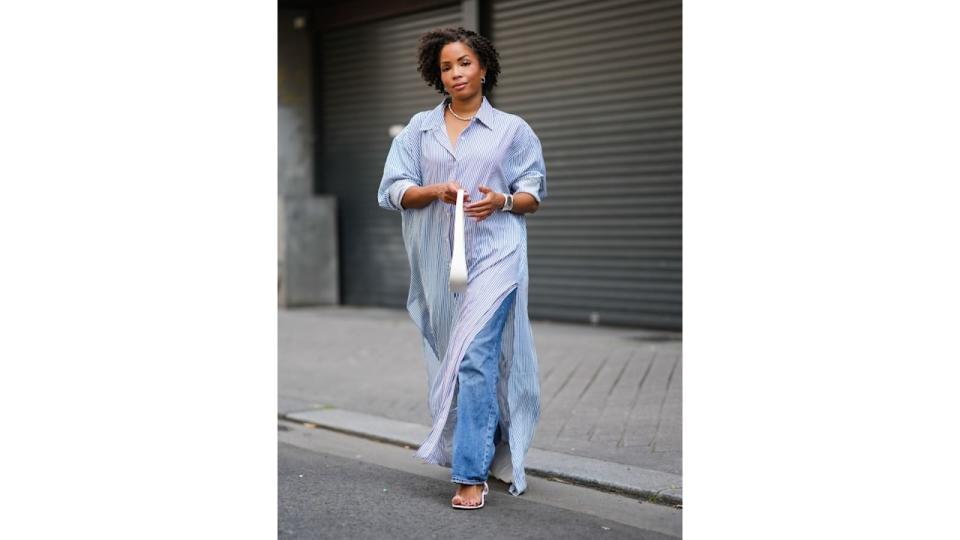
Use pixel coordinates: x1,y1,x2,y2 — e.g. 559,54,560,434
319,5,462,307
491,0,682,329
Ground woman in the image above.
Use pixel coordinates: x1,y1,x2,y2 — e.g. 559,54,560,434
377,27,547,509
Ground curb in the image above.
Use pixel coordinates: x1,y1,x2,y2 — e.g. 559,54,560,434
280,407,682,506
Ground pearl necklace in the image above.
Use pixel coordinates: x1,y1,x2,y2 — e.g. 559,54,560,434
447,100,478,121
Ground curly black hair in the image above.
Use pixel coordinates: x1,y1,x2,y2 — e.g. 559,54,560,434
417,27,501,95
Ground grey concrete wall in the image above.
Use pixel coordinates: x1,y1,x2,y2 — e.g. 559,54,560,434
279,10,340,306
279,196,339,306
279,10,313,198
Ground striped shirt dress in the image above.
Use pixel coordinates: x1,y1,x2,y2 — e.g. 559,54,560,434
377,95,547,496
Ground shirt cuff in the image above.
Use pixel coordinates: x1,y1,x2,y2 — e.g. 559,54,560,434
510,175,542,203
389,180,419,210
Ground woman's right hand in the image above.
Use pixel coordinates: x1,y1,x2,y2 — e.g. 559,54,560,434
437,181,471,205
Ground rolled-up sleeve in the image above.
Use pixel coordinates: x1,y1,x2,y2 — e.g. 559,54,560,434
505,122,547,204
377,115,422,211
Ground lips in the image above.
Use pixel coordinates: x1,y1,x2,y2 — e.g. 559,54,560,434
453,82,468,90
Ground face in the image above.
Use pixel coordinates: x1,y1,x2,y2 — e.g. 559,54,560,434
439,41,486,98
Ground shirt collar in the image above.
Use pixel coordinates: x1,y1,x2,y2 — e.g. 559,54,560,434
420,95,495,131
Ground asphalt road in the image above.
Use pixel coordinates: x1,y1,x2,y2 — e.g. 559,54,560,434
279,421,681,539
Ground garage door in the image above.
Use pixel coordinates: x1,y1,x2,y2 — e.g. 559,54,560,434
492,0,682,329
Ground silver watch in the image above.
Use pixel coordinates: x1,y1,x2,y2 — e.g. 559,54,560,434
500,192,514,212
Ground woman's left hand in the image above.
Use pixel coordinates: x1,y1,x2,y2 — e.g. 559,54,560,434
464,186,504,221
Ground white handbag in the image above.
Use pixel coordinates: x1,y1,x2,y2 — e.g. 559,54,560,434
449,189,468,292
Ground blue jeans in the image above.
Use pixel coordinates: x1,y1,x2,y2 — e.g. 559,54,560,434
450,288,516,485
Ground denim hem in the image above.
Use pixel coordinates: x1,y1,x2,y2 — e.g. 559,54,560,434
450,476,487,485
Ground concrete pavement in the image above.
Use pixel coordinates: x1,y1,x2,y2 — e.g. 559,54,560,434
279,419,682,539
279,305,682,503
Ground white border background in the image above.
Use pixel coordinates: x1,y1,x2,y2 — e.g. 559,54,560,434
1,1,958,537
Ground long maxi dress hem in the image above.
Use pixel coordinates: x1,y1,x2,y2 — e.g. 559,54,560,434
412,282,526,494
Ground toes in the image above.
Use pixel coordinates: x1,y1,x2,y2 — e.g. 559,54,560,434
453,485,485,507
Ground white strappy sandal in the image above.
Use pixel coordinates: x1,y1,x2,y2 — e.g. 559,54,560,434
451,481,489,510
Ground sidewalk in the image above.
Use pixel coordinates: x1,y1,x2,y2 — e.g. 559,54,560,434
279,305,682,503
